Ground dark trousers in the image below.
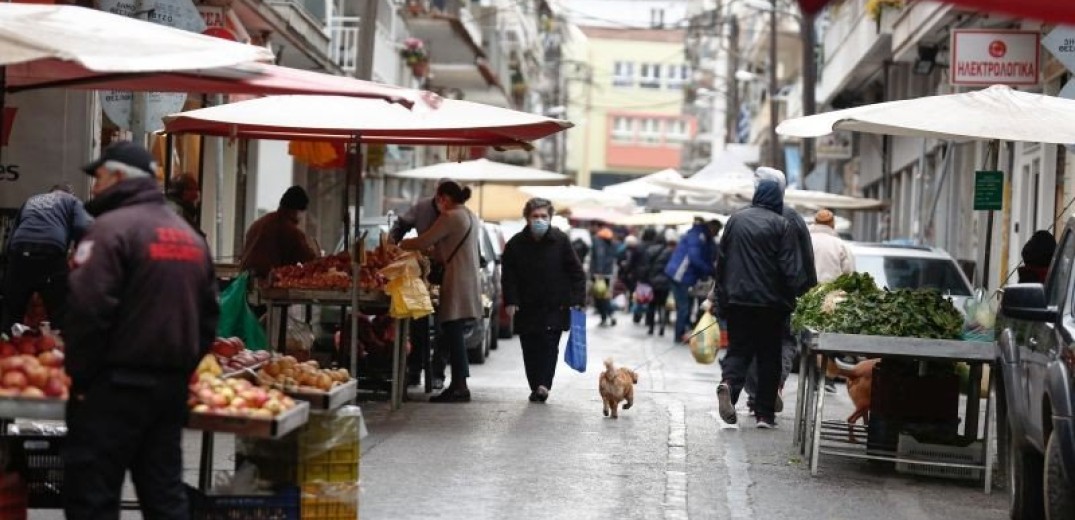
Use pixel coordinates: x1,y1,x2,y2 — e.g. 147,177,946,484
745,315,797,401
439,319,470,383
1,243,68,331
407,316,431,382
520,329,562,392
645,288,671,333
720,305,788,420
671,281,694,340
64,370,189,520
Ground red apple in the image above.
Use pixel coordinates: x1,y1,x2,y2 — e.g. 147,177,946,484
16,337,36,356
3,371,27,389
37,350,63,368
24,365,48,389
43,376,65,397
20,387,44,398
0,356,26,372
36,335,57,352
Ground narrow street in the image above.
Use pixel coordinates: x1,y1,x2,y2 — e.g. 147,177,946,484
360,313,1008,520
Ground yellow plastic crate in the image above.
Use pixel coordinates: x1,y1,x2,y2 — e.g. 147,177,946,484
301,483,358,520
298,438,359,484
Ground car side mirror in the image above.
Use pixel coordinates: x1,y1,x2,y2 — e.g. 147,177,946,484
1000,283,1058,322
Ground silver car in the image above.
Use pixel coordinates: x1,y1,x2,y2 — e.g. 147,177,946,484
847,243,975,314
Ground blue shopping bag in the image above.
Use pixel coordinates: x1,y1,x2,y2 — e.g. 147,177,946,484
564,308,587,373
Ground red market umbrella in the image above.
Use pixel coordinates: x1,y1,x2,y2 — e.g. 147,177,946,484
796,0,1075,25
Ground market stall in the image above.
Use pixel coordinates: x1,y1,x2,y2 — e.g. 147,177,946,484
163,93,572,411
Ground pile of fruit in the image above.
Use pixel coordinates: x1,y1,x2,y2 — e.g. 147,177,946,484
257,356,351,392
0,354,69,399
189,356,297,418
0,329,63,358
211,337,271,373
359,238,409,291
271,252,352,290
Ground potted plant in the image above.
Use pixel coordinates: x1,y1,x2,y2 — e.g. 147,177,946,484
400,37,429,77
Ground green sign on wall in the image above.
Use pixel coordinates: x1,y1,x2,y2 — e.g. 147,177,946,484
974,170,1004,211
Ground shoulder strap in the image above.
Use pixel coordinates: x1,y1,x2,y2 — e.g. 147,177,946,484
444,212,473,266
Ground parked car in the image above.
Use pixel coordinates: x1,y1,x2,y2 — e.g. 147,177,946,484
848,242,975,312
483,222,515,342
996,219,1075,519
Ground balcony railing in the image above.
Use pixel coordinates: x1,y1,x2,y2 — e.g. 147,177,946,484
330,16,360,73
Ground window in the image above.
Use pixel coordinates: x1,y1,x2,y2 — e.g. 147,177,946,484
612,61,634,87
855,255,973,296
611,116,634,143
665,64,689,89
639,118,661,144
639,63,661,89
1049,231,1075,309
666,119,689,143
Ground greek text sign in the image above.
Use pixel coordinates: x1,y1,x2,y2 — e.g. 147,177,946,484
951,30,1040,86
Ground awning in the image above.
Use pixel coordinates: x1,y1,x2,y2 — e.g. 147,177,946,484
517,186,636,212
163,94,571,147
796,0,1075,24
6,61,434,108
612,210,728,227
602,168,683,198
386,158,568,185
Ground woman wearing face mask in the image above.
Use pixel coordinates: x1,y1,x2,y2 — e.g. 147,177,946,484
501,198,587,402
400,181,482,402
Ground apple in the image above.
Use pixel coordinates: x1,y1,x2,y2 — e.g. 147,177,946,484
249,408,273,419
20,387,44,398
0,356,26,372
43,376,66,397
209,394,228,408
36,335,57,352
192,404,210,413
0,343,16,358
37,350,63,368
229,397,247,409
16,336,36,356
25,365,48,389
2,371,27,390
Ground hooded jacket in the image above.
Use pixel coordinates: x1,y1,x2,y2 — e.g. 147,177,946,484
663,223,717,286
715,180,803,312
66,177,219,389
501,226,587,333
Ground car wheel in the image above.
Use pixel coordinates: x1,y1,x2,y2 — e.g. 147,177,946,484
1045,429,1075,519
498,315,514,339
468,322,487,365
1008,420,1045,520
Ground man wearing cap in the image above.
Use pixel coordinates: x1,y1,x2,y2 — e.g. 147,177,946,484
64,141,219,519
239,185,319,279
1,184,92,332
810,209,854,284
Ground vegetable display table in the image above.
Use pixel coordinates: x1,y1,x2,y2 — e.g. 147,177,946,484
793,332,996,493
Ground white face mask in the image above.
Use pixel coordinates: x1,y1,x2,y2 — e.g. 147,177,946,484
530,218,550,237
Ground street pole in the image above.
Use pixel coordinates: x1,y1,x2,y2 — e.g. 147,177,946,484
800,10,816,187
130,0,154,146
355,1,378,220
768,0,780,169
725,15,740,148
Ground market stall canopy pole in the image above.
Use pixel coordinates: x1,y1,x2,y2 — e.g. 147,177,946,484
776,85,1075,145
795,0,1075,24
163,95,572,147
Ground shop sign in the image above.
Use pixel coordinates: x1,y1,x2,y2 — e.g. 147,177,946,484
98,0,204,131
974,170,1004,211
951,30,1040,86
815,131,853,160
1041,26,1075,73
198,5,237,41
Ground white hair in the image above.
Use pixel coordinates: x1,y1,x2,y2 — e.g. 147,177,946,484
754,167,786,192
103,160,154,179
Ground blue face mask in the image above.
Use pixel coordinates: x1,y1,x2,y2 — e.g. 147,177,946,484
530,218,550,237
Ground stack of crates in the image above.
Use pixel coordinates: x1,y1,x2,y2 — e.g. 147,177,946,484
236,406,363,520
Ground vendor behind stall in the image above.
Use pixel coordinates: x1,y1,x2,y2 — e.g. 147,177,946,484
239,186,319,279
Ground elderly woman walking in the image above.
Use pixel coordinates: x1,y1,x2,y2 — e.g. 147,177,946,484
501,198,587,402
400,181,482,403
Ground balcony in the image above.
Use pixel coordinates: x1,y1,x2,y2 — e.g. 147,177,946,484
817,0,893,105
329,16,359,73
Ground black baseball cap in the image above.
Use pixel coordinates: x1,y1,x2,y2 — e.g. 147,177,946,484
82,141,157,177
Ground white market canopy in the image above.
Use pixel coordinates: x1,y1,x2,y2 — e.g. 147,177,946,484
731,187,884,210
613,210,728,227
518,185,636,211
776,85,1075,144
602,168,683,198
386,158,568,185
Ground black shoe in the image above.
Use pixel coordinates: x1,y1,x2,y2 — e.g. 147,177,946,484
716,383,737,424
536,386,549,402
430,388,471,403
647,328,654,336
528,392,539,402
611,318,617,326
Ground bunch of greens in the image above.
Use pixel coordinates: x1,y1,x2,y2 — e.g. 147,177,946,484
793,272,964,339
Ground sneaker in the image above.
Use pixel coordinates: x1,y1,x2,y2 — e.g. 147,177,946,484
716,383,737,424
536,385,549,402
755,417,778,429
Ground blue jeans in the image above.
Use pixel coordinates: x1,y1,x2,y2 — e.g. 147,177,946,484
671,281,694,340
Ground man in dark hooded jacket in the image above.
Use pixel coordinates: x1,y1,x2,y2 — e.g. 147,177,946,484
714,177,804,428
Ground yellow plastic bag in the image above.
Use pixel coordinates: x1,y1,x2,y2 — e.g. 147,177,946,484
386,276,433,319
379,254,422,280
688,313,720,365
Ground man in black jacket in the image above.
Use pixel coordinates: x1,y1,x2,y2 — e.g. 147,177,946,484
501,198,587,402
64,141,219,520
714,177,805,428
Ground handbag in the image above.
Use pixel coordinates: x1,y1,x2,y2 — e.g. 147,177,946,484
216,272,268,350
634,282,654,304
427,215,473,285
564,308,587,372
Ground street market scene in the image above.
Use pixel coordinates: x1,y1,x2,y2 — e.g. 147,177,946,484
0,0,1074,519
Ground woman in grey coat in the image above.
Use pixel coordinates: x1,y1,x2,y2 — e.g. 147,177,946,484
401,181,482,402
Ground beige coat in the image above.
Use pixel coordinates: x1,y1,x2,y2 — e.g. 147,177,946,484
809,223,855,284
407,207,482,322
